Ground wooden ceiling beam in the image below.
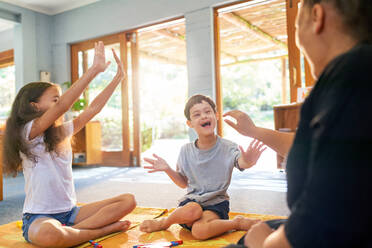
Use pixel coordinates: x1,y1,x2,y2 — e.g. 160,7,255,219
221,12,287,49
220,45,284,61
222,54,287,66
139,50,186,66
154,29,185,42
154,28,239,62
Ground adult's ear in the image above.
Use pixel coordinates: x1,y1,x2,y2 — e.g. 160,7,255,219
312,3,325,34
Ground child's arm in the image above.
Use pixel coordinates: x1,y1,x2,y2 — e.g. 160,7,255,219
73,49,125,134
29,41,110,140
143,154,188,188
238,139,266,169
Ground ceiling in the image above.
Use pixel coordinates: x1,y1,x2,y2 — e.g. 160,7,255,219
138,0,288,67
0,0,100,15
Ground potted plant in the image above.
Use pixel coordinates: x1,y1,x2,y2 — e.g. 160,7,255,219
62,81,87,116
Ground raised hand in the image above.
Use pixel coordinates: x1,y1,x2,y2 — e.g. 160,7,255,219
143,154,171,173
111,48,125,81
223,110,257,137
239,139,266,168
92,41,111,73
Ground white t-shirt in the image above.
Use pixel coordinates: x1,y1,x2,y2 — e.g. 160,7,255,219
21,120,77,214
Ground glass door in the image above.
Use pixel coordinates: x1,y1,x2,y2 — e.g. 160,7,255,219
136,19,188,169
71,33,139,166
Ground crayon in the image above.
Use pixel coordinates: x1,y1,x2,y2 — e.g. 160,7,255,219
133,240,183,248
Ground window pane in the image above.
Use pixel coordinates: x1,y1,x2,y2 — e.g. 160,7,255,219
81,44,123,151
138,20,188,167
218,0,289,170
0,65,15,119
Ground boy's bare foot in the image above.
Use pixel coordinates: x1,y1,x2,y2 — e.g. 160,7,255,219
140,219,168,233
233,216,260,231
102,220,131,234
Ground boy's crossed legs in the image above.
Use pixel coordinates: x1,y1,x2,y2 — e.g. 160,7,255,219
26,193,136,248
140,200,258,240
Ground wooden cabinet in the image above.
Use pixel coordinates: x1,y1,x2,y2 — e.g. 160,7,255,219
273,103,301,169
72,121,102,166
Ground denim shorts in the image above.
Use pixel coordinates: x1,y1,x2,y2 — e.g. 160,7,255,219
178,199,230,230
22,206,80,243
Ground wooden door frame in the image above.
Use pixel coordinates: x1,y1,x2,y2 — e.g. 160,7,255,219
70,17,185,166
0,49,14,69
213,10,223,136
129,32,141,166
285,0,302,102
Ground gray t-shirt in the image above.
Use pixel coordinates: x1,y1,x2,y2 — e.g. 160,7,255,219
177,136,242,206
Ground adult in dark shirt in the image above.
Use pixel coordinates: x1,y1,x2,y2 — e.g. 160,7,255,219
223,0,372,247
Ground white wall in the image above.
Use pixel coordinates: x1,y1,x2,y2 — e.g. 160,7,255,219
0,2,52,91
0,28,13,52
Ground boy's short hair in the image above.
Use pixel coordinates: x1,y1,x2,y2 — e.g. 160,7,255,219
184,94,217,120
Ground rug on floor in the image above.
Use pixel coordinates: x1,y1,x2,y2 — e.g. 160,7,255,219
0,207,286,248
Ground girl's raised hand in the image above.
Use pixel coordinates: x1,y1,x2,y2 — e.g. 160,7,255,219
111,48,125,81
239,139,266,168
92,41,111,73
143,154,170,173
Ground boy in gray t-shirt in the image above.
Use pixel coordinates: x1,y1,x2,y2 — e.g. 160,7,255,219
140,94,266,240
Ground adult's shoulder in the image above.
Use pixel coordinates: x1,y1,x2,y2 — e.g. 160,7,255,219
344,42,372,66
319,43,372,92
330,43,372,75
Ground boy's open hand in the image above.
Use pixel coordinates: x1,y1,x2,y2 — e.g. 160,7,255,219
111,48,126,81
92,41,111,73
143,154,170,173
239,139,266,168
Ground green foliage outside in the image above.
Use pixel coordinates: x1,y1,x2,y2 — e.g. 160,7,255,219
222,59,286,131
62,81,87,112
141,124,152,152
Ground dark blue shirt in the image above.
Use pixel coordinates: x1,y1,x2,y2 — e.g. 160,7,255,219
285,43,372,247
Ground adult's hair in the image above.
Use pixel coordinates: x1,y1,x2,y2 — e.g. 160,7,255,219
184,94,217,121
303,0,372,43
3,82,66,177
